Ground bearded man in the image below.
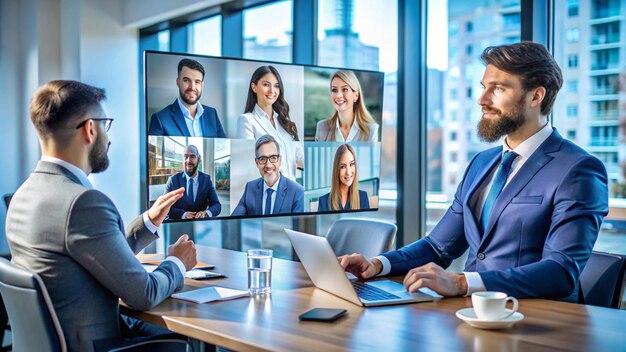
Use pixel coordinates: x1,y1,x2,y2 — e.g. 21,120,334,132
164,144,222,220
148,58,226,137
339,42,609,302
231,134,304,216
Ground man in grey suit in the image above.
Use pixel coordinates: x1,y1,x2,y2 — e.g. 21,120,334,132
231,134,304,216
5,80,197,351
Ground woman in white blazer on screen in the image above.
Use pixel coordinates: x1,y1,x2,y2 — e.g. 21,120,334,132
315,70,379,142
237,65,304,181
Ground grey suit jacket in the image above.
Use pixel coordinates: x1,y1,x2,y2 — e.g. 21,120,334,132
5,161,184,352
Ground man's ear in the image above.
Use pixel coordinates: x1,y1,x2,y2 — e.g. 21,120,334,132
78,119,96,144
176,77,180,88
530,86,546,108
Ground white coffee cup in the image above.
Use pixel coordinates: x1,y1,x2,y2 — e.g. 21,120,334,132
471,291,518,321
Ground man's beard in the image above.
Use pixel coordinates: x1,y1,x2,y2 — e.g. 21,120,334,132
477,98,527,143
179,88,201,105
90,134,110,174
185,163,198,177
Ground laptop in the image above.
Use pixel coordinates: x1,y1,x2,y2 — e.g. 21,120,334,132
285,229,441,307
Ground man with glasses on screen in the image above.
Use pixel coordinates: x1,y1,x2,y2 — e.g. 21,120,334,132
148,58,226,138
6,80,198,351
340,42,608,303
232,134,303,216
164,144,221,220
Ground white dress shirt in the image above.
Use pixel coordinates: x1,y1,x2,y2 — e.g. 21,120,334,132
237,104,304,181
334,118,379,143
262,176,281,215
177,97,204,137
181,172,213,218
373,123,553,295
41,156,186,275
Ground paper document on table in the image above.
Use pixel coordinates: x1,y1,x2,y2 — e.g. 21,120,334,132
172,286,249,304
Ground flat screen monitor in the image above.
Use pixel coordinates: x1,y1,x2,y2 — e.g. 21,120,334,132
145,51,383,222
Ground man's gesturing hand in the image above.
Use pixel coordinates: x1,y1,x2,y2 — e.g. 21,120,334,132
338,253,382,279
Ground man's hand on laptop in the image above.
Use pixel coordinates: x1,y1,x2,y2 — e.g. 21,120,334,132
339,254,382,279
402,262,467,296
148,187,185,226
167,234,198,271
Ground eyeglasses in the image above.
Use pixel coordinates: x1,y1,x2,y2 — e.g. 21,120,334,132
75,118,114,133
255,155,280,165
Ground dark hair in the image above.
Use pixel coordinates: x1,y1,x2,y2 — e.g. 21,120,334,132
255,134,280,157
178,58,205,80
29,80,106,139
244,65,299,141
481,41,563,115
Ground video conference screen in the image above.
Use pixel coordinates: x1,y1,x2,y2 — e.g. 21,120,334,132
145,51,383,222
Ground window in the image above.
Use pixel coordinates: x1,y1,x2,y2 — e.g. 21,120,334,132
567,130,577,140
188,16,221,56
568,0,579,16
567,105,578,118
157,30,170,51
567,80,578,93
566,28,580,42
243,1,293,62
568,54,578,68
426,0,520,233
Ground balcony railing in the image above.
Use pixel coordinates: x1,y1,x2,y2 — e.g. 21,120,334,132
591,34,620,45
592,86,619,95
591,110,620,120
590,137,619,147
591,61,620,70
592,8,621,19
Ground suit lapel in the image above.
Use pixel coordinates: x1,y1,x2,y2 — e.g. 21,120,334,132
170,100,191,136
480,130,562,246
273,176,288,214
254,178,264,214
463,149,501,241
254,112,274,136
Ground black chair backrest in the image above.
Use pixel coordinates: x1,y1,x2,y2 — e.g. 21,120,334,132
579,251,626,309
0,258,66,352
326,218,397,258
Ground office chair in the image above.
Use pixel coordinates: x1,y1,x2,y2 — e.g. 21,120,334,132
0,258,192,352
579,251,626,309
2,194,11,211
325,218,397,258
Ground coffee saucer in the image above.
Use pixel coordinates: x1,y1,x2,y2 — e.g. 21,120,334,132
455,308,524,330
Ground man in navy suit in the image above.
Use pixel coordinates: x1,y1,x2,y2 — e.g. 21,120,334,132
165,145,221,220
148,58,226,137
232,135,304,216
341,42,608,302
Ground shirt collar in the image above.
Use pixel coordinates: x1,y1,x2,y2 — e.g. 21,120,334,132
263,174,281,193
41,156,93,189
334,116,359,142
177,97,204,120
184,172,198,183
503,123,553,159
253,104,278,122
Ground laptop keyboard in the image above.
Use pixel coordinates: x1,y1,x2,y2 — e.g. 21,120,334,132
352,281,401,301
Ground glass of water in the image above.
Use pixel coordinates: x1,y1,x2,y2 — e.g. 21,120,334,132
247,249,273,295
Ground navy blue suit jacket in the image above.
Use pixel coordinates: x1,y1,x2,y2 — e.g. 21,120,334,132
148,99,226,137
231,175,304,216
165,171,221,220
318,190,370,211
383,129,608,302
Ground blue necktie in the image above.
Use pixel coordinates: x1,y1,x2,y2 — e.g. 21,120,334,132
188,178,194,203
480,151,518,233
264,189,274,215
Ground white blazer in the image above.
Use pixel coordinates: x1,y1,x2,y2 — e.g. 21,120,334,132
237,105,304,181
315,117,379,142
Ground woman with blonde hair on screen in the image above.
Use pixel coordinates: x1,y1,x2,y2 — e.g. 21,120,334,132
237,65,303,181
315,70,379,142
318,144,370,211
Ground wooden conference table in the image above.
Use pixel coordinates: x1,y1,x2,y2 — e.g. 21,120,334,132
122,246,626,352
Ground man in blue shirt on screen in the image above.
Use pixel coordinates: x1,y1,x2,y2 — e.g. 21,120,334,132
148,58,226,138
165,144,221,220
232,134,304,216
340,42,608,302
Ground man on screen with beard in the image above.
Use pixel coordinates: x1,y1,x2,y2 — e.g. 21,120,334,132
148,58,226,137
340,42,609,303
231,134,303,216
164,144,222,220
